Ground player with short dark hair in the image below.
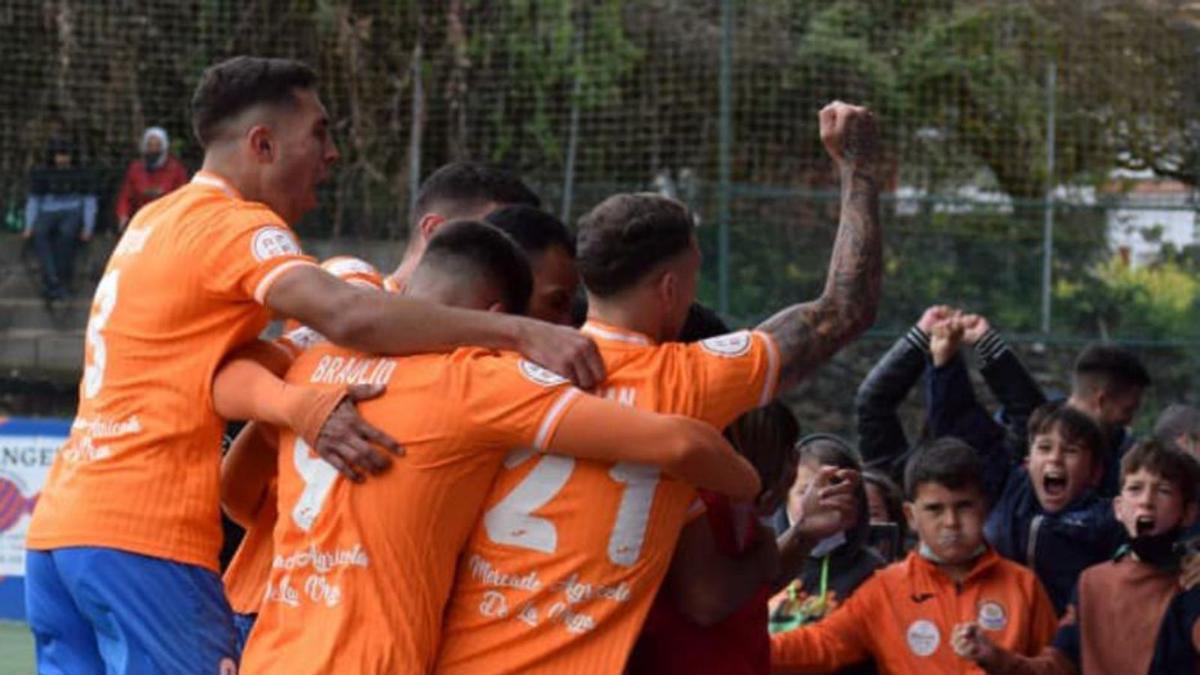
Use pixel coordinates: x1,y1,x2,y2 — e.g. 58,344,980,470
414,220,534,316
437,101,883,674
23,55,600,674
235,220,760,674
1067,343,1151,496
486,205,579,326
389,162,542,287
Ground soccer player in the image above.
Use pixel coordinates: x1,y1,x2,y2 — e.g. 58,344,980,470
23,56,601,674
486,204,580,326
434,100,884,674
220,173,577,651
237,220,762,673
386,161,541,291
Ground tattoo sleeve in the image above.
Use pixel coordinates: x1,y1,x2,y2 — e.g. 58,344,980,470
756,165,882,391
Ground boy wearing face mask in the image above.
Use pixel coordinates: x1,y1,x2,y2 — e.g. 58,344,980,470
953,439,1200,675
771,438,1059,675
926,316,1125,614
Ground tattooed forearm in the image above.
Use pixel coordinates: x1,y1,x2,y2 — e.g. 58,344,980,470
757,109,883,390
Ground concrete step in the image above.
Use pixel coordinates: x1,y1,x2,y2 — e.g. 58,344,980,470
0,298,91,332
0,329,84,375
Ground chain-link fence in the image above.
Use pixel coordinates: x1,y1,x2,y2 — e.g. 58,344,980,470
4,0,1200,427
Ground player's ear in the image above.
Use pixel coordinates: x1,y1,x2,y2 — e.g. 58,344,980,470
247,125,274,163
486,301,505,314
902,501,917,532
418,213,445,240
659,270,678,307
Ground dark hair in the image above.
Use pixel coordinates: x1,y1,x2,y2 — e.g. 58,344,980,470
1073,343,1151,394
903,437,985,501
863,469,906,527
794,433,871,550
1028,400,1107,460
190,56,318,147
485,205,576,258
576,193,696,297
1120,438,1200,505
414,162,541,225
678,303,730,343
418,220,533,316
725,402,800,496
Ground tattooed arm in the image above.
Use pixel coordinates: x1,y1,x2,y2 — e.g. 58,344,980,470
756,101,884,391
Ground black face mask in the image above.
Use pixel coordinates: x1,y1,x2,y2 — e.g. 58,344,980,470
1130,526,1183,569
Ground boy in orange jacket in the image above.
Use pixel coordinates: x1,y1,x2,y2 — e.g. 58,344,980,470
952,438,1200,675
771,437,1058,674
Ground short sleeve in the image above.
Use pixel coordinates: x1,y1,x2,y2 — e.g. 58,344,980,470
272,256,383,358
203,211,316,303
320,256,384,290
461,354,585,452
684,330,781,429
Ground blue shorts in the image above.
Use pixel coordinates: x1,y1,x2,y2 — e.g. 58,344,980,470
25,547,237,675
232,612,257,658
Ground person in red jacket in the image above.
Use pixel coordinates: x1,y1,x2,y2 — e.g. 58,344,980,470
115,126,189,231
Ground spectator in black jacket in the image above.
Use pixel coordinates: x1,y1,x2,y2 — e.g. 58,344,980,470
854,306,1044,483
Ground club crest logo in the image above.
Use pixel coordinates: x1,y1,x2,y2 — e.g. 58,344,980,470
251,226,301,262
906,619,940,657
977,600,1008,631
699,331,752,357
518,360,569,387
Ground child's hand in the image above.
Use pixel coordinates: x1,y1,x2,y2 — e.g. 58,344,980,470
952,622,998,666
929,314,965,367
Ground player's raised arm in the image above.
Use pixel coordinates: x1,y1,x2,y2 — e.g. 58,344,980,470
265,266,605,389
756,101,883,391
548,395,762,501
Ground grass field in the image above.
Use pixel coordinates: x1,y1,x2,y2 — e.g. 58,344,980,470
0,622,33,674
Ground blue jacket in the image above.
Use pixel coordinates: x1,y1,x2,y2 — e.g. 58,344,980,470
927,355,1125,614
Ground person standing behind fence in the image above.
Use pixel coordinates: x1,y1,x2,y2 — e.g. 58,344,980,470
115,126,189,232
23,138,98,302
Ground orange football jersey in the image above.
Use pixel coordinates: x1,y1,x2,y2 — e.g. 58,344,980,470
239,345,591,674
26,171,315,571
434,320,779,674
223,255,385,614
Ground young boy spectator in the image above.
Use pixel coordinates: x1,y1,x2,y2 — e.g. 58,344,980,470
770,438,1059,674
926,316,1124,614
769,435,887,637
953,439,1200,675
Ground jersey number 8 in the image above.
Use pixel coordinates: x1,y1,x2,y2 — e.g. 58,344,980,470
83,270,120,399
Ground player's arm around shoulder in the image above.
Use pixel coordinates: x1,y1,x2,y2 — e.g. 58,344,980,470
548,393,761,501
756,102,883,392
264,265,606,389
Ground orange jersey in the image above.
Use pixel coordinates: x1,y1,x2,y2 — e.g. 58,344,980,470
239,345,591,674
224,481,279,614
224,255,385,613
26,171,315,571
273,255,384,359
770,549,1059,675
434,320,780,675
